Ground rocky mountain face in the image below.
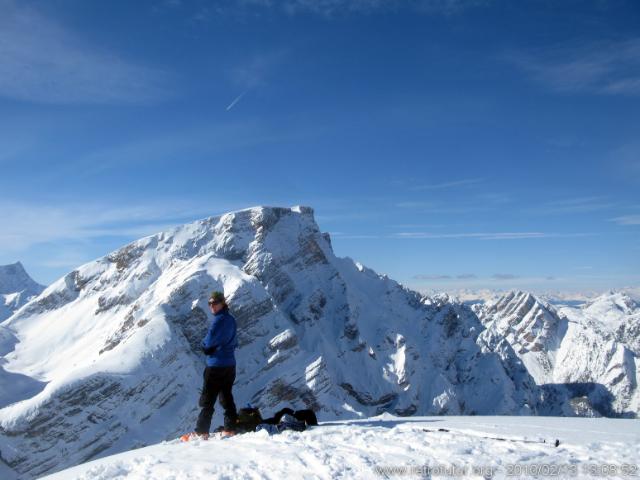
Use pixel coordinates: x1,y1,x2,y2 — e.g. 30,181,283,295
0,206,542,479
477,291,639,418
0,263,45,323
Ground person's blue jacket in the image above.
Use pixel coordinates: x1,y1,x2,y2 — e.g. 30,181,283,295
201,307,238,367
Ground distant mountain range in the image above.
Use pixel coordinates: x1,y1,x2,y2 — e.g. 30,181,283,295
476,290,638,417
425,287,640,307
0,207,638,479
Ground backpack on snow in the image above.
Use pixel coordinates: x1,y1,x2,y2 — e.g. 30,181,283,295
293,409,318,426
235,407,263,433
263,408,318,427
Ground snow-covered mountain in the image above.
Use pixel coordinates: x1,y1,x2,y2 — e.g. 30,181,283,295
575,292,640,355
0,262,45,323
477,290,640,418
0,206,541,479
421,288,503,306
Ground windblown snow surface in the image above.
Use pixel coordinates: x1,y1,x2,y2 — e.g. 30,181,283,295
41,414,640,480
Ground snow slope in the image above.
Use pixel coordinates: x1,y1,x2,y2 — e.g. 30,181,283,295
42,414,640,480
0,206,541,479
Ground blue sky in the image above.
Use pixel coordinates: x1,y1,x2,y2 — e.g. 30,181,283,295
0,0,638,293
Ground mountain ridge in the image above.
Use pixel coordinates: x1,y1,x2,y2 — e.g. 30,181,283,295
0,205,637,479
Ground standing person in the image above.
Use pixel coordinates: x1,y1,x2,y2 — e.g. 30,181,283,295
182,290,238,441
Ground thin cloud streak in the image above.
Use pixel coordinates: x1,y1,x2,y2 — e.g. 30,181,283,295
329,232,381,239
0,0,173,105
331,231,596,241
58,120,298,178
0,201,235,252
238,0,489,17
413,274,452,280
529,197,618,215
610,214,640,225
394,202,492,214
507,38,640,96
229,50,288,89
492,273,518,280
410,178,484,191
226,91,247,111
393,232,594,240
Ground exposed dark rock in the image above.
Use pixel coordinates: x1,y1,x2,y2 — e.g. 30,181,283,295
322,232,332,247
443,309,459,338
166,306,209,355
340,383,397,406
395,404,418,416
108,244,145,272
70,270,92,291
344,322,359,340
95,294,131,315
99,311,137,355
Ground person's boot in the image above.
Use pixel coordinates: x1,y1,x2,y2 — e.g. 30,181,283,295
179,432,209,442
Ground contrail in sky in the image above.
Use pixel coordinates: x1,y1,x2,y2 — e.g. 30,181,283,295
226,91,246,111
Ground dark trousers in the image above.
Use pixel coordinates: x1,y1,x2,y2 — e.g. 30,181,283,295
195,365,237,434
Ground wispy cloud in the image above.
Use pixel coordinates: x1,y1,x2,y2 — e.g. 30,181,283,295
413,274,452,280
229,50,288,89
475,192,511,205
390,223,449,229
395,201,436,209
393,231,593,240
412,273,479,281
530,197,618,215
508,38,640,96
610,141,640,182
0,0,173,104
59,120,295,177
329,233,381,239
410,273,565,287
394,202,491,214
492,273,518,280
238,0,489,16
610,214,640,225
0,200,230,252
394,190,514,214
410,178,484,191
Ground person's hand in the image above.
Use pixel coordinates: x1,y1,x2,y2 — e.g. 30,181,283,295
202,345,217,355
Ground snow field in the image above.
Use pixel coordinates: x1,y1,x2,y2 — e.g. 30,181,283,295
42,415,640,480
